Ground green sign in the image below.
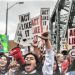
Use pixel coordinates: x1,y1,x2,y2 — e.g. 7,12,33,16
0,34,8,53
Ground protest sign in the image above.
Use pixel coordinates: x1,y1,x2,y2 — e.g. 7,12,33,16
40,8,50,33
68,28,75,49
14,13,33,46
32,16,42,42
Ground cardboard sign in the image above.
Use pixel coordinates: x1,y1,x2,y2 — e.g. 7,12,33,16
14,13,33,46
0,34,8,53
40,8,50,33
32,16,42,42
68,28,75,49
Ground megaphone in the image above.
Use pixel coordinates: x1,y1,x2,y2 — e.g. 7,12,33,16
9,47,25,65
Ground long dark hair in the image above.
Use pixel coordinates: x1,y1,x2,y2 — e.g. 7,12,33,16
24,53,39,65
23,52,43,74
0,52,11,73
20,53,40,71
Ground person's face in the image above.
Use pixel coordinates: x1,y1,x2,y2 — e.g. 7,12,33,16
60,55,64,60
58,55,64,63
25,54,37,73
0,56,7,67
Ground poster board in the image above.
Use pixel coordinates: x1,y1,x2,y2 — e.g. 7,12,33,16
40,8,50,33
14,13,33,46
68,28,75,49
32,16,42,42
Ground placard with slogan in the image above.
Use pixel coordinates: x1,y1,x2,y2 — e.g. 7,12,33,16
0,34,8,53
68,28,75,49
14,13,33,46
32,16,42,43
40,8,50,33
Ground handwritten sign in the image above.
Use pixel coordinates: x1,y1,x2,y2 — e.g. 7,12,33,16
40,8,50,33
32,16,42,42
68,28,75,49
14,13,33,46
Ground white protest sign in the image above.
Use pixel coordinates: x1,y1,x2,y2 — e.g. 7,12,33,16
14,13,33,46
68,28,75,49
32,16,42,42
40,8,50,33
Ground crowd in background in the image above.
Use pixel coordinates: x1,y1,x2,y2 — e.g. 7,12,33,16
0,32,75,75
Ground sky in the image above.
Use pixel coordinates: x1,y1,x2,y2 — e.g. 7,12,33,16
0,0,57,40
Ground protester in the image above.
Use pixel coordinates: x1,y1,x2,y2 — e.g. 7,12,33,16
17,32,54,75
31,42,43,74
0,53,10,75
41,32,54,75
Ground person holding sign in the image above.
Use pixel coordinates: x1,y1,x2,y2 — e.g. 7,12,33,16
18,32,54,75
39,32,54,75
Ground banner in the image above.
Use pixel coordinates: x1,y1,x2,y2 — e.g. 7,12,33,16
68,28,75,49
40,8,50,33
14,13,33,46
0,34,8,53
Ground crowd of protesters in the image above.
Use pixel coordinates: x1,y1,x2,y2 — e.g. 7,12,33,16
0,32,75,75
